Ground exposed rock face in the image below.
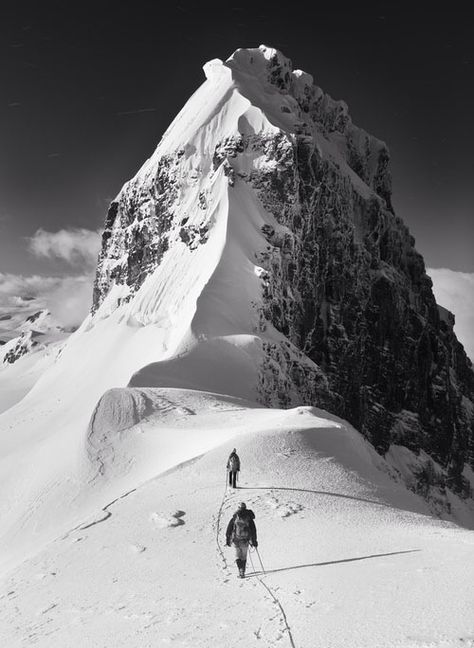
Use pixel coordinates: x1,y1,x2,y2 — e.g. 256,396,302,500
93,156,178,309
247,126,474,491
3,331,38,365
92,45,474,493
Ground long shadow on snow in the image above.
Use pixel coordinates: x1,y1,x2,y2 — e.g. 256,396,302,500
237,486,391,508
245,549,420,578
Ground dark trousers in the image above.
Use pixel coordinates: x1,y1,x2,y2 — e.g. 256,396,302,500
228,470,237,488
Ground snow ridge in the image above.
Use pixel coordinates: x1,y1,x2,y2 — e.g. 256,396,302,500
3,399,474,647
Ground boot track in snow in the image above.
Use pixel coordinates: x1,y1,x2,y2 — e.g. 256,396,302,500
214,480,297,648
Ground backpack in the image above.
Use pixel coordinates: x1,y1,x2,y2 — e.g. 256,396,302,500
233,512,250,540
229,455,239,471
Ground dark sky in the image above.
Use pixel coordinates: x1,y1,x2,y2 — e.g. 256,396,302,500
1,1,473,276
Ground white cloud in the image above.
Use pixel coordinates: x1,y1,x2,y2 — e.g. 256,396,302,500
428,268,474,362
0,228,102,333
0,273,93,329
28,228,101,269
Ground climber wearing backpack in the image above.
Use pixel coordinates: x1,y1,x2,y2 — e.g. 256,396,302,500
226,448,240,489
225,502,258,578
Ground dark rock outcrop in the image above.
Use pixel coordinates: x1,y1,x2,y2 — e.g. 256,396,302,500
248,129,473,490
3,332,38,365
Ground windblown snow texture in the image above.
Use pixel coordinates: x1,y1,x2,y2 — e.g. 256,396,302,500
92,45,474,492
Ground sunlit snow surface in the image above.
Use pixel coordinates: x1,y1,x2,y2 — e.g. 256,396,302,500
1,391,474,647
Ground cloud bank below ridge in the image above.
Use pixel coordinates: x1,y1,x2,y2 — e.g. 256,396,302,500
429,267,474,362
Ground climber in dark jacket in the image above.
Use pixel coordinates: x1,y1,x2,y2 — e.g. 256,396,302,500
225,502,257,578
226,448,240,488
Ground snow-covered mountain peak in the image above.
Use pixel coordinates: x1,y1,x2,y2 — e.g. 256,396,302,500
203,44,294,87
138,44,375,182
225,44,312,99
87,44,474,506
20,308,52,332
1,46,473,572
226,44,294,90
222,45,352,138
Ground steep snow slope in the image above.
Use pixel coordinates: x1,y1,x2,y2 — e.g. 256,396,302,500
1,394,473,648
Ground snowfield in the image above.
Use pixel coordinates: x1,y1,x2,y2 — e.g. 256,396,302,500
1,390,474,648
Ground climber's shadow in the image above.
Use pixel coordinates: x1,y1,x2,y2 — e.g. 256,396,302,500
245,549,420,578
237,485,391,508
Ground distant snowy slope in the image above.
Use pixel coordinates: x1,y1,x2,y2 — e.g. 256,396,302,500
0,307,66,366
1,395,473,648
0,305,69,413
0,344,63,414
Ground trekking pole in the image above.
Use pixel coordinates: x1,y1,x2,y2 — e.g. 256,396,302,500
255,547,266,574
248,547,257,575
